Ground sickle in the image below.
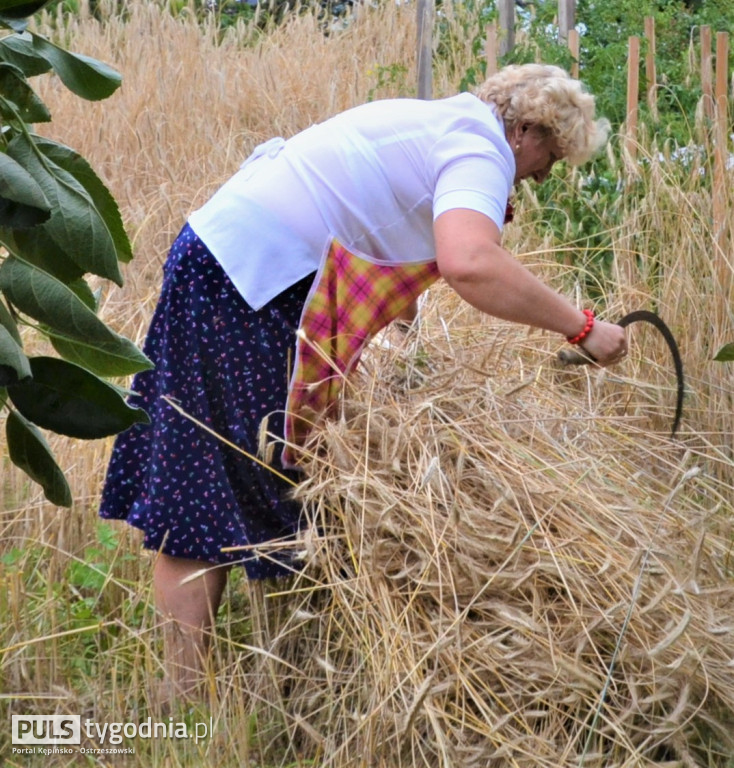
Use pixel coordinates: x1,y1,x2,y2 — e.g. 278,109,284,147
557,310,684,437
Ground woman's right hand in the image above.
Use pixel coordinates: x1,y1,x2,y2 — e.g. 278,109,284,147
578,319,627,366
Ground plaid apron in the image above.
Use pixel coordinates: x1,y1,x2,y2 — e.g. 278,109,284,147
283,238,440,466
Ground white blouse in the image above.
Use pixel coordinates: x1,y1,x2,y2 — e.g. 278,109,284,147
187,92,515,310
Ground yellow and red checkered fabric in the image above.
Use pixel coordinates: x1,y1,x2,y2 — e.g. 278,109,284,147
283,239,439,465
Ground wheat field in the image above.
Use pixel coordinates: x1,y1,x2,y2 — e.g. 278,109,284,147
2,1,734,766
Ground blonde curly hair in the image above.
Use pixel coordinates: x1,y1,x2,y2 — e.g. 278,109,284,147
475,63,610,166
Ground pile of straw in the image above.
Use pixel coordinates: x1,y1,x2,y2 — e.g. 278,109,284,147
244,285,734,767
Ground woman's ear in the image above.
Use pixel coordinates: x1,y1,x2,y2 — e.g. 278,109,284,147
508,123,523,151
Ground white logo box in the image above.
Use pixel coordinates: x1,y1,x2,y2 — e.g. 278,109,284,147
11,715,81,745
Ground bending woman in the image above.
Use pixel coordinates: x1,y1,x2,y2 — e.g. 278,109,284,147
99,63,627,699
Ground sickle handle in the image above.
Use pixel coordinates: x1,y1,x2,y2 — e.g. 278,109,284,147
557,348,597,366
556,310,684,437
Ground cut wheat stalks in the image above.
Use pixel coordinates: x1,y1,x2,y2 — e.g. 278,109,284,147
233,284,734,767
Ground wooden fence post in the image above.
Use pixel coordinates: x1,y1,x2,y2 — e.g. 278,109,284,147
485,20,498,77
498,0,515,57
568,28,580,79
712,30,730,288
625,36,640,164
644,16,658,122
558,0,575,43
701,25,714,121
416,0,433,100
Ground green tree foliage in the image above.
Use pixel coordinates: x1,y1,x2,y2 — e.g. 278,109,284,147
0,0,151,506
456,0,732,138
454,0,732,302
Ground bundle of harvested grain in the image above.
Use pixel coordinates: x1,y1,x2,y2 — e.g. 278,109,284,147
243,285,734,768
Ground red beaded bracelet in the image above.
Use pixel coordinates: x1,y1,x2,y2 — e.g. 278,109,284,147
567,309,595,345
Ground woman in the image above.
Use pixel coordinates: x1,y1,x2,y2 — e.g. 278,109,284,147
100,63,627,699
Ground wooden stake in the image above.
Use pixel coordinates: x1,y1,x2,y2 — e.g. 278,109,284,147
499,0,515,57
701,25,713,121
644,16,658,122
568,28,580,79
558,0,575,43
625,36,640,164
485,20,498,77
416,0,433,100
715,32,729,117
712,31,730,282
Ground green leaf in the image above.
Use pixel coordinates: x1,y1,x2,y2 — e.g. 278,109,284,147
713,343,734,362
0,32,52,77
96,522,119,550
66,277,98,311
0,151,51,229
50,335,153,378
0,0,49,14
0,0,51,29
33,136,132,264
29,33,121,102
0,257,153,376
6,408,72,506
0,295,22,344
6,133,123,285
0,61,50,122
0,323,31,385
7,356,150,439
0,546,23,566
67,557,107,591
4,226,85,284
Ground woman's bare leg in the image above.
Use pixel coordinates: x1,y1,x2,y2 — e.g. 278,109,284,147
153,553,230,702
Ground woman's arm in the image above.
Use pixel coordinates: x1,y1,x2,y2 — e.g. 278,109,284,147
434,208,626,364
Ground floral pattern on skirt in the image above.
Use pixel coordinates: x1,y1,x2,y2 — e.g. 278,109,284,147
99,223,313,579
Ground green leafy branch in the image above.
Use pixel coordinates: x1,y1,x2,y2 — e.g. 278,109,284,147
0,0,151,506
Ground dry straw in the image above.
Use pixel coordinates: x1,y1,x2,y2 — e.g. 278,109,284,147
240,287,734,767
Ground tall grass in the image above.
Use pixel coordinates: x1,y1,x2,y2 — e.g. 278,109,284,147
1,2,733,766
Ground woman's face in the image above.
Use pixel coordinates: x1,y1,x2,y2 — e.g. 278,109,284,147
510,124,563,184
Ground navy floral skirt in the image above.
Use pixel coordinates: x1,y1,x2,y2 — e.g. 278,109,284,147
99,223,314,579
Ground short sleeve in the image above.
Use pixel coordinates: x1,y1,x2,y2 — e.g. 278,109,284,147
428,108,515,231
432,146,514,231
